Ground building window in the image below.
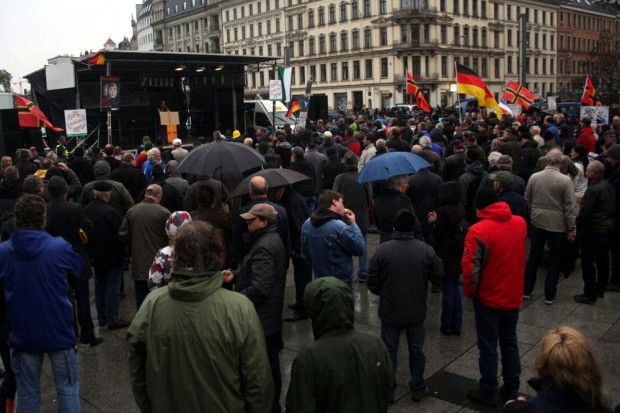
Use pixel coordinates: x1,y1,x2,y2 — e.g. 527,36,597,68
309,37,316,55
320,64,327,82
300,66,306,84
441,56,448,77
319,35,326,53
234,28,238,41
380,0,387,14
342,62,349,80
365,59,373,78
341,31,349,51
401,25,408,43
440,0,446,12
250,24,254,38
310,65,316,81
454,26,460,45
340,3,348,21
494,58,500,78
289,16,294,31
463,0,469,15
453,0,459,14
550,34,554,50
380,27,388,45
534,57,539,74
353,30,360,49
472,0,478,17
318,8,325,25
507,29,512,47
364,27,372,48
242,26,246,39
298,13,303,29
441,25,447,44
267,21,271,34
330,33,337,52
493,3,499,19
298,40,304,56
481,58,487,77
380,57,388,77
331,63,338,81
542,58,547,74
353,60,361,79
309,9,315,27
473,57,478,73
507,55,512,73
506,4,511,20
482,28,487,47
364,0,371,17
276,18,280,32
329,5,336,23
473,28,479,47
494,31,499,48
352,1,360,18
463,27,469,46
481,0,487,18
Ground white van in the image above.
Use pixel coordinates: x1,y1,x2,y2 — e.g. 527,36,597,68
243,100,296,132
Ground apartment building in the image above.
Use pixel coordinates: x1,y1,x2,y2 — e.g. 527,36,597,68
137,0,155,51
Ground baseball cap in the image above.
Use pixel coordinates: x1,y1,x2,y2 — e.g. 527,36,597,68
240,203,278,222
490,170,514,187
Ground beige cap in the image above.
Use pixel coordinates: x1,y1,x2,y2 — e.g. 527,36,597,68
240,203,277,222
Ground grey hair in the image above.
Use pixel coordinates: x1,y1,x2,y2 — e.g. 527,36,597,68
546,149,564,166
488,151,502,166
419,136,432,148
147,148,161,163
530,125,541,135
587,160,605,177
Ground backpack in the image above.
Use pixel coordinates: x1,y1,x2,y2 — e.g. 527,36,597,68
445,220,469,256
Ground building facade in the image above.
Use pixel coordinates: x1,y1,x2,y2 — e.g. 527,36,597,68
143,0,618,112
138,0,155,51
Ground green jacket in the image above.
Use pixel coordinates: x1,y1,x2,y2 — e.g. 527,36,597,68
127,267,274,413
285,277,393,413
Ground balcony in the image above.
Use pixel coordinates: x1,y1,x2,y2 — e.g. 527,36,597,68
392,6,439,23
488,21,505,31
395,73,439,84
393,39,440,56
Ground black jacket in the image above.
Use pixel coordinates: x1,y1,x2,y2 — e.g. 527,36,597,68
83,198,124,269
289,158,318,197
407,168,443,243
432,198,466,279
110,163,147,203
333,168,371,233
235,225,288,336
499,190,530,223
443,151,466,182
578,178,615,234
367,231,443,327
279,189,309,255
374,188,422,243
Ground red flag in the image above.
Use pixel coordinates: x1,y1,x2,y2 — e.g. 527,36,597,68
286,100,301,118
581,76,602,106
456,64,502,118
502,81,536,110
87,52,105,65
406,71,431,113
13,94,63,132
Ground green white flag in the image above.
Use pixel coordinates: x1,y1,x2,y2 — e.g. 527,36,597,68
278,66,292,103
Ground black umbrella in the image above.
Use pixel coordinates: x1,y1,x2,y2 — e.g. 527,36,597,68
177,141,265,177
229,168,311,198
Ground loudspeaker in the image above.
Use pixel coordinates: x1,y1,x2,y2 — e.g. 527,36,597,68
307,94,328,122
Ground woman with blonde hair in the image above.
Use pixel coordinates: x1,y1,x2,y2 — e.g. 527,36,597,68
503,326,612,413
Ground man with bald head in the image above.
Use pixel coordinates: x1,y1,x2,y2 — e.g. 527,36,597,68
230,176,291,269
119,184,170,309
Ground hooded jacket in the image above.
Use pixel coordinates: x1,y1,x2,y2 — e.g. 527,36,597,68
0,230,83,353
367,231,443,326
285,277,392,413
462,202,527,310
301,209,365,282
80,160,135,214
127,267,274,413
576,126,596,153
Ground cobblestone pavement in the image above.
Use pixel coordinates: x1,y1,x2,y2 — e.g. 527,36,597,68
31,234,620,412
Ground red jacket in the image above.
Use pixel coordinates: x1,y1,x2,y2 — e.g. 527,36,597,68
576,126,596,153
344,138,362,157
461,202,527,310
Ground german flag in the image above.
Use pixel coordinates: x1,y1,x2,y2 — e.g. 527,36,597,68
87,52,105,65
456,64,501,118
581,75,602,106
406,71,431,113
286,100,301,118
502,81,536,110
13,94,63,132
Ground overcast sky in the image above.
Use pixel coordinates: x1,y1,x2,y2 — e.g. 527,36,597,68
0,0,139,92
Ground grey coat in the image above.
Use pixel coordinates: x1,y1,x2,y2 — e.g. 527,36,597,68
525,166,576,233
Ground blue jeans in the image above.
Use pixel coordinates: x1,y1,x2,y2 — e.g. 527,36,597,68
473,300,520,397
441,277,462,333
524,226,564,300
358,233,368,278
94,266,123,325
380,322,426,393
11,348,80,413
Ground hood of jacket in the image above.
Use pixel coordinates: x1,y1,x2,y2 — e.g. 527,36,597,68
94,160,111,179
476,201,512,222
303,277,354,339
438,181,462,205
167,266,223,302
465,161,485,175
310,207,343,227
7,229,51,260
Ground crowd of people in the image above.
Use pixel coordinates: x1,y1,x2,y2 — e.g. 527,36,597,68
0,105,619,412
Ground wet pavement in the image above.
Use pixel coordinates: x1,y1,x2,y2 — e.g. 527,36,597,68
31,233,620,412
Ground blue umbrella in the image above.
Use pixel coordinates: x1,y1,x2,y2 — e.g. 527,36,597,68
356,152,431,183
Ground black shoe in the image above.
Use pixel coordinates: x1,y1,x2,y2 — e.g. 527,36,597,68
411,386,430,402
284,312,309,322
574,294,595,305
499,385,519,402
79,337,104,347
287,303,302,311
467,388,497,407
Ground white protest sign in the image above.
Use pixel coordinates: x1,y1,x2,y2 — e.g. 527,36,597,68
269,80,283,101
64,109,88,137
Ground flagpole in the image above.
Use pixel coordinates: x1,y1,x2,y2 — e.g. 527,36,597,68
404,67,408,105
454,62,462,125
